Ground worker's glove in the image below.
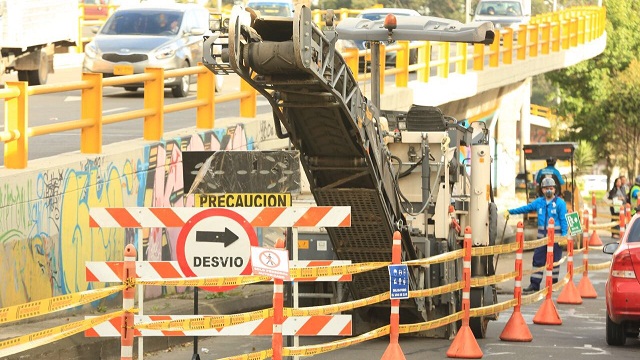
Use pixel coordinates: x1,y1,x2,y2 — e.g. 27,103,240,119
504,210,510,219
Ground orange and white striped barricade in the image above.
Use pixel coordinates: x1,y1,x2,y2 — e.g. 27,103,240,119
533,218,562,325
557,236,582,304
447,226,482,359
87,206,353,356
577,210,597,298
626,203,632,224
500,221,532,341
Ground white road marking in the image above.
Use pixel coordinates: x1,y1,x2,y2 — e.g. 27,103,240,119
64,96,81,102
103,107,128,114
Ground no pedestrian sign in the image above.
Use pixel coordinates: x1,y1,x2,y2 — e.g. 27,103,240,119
565,212,582,236
389,264,409,299
176,208,258,292
251,246,290,280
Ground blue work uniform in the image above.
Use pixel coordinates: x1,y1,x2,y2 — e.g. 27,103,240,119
508,196,568,290
536,166,565,185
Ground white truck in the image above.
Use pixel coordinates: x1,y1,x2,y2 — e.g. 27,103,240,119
472,0,531,31
0,0,78,85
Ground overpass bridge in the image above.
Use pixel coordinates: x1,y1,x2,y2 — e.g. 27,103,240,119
0,6,606,309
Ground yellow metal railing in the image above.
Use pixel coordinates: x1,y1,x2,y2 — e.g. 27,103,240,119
1,6,606,169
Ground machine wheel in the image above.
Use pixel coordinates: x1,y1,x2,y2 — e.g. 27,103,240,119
606,313,626,346
17,70,29,82
124,87,138,92
470,287,489,339
171,62,190,98
27,50,49,85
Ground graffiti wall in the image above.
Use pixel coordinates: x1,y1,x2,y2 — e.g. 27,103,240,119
0,123,260,308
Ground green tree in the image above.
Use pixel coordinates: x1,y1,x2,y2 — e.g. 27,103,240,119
545,0,640,178
573,140,596,176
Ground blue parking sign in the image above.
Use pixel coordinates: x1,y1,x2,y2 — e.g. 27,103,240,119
389,264,409,299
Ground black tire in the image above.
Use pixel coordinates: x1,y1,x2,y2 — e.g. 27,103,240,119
124,87,138,92
606,313,626,346
171,62,190,98
470,288,489,339
409,49,418,65
27,50,49,85
17,70,29,82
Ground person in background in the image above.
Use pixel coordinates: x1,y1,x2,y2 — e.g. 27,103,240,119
505,177,568,293
536,157,565,186
608,177,625,236
620,175,630,200
487,6,495,15
629,176,640,215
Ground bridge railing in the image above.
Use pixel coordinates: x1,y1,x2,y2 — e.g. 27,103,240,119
0,6,605,169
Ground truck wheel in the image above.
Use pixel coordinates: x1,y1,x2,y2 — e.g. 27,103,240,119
17,71,29,82
470,288,489,339
27,50,49,85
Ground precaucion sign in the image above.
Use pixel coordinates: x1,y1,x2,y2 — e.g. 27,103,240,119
565,212,582,236
389,264,409,299
251,246,290,280
176,208,258,292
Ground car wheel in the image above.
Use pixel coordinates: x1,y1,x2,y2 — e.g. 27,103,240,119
171,62,190,98
606,313,626,346
124,87,138,92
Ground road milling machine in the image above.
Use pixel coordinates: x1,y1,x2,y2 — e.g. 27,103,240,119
203,5,499,338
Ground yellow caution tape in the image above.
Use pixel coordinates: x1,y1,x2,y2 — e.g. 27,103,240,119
470,298,518,317
591,221,618,230
522,265,546,277
398,311,464,333
0,310,124,357
552,273,571,292
471,242,520,257
284,326,390,357
524,238,548,250
553,255,568,267
0,285,124,325
404,249,464,267
409,281,464,298
138,275,272,286
588,261,611,271
521,288,548,306
290,262,389,279
286,292,389,317
135,308,273,331
471,271,518,287
574,265,585,274
217,349,273,360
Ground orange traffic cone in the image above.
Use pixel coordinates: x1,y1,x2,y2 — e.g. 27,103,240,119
500,309,533,341
381,343,406,360
577,274,598,298
446,326,483,358
588,230,603,246
533,298,562,325
557,281,582,304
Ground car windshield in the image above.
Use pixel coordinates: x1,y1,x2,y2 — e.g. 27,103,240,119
247,3,292,17
101,10,184,36
359,12,416,21
476,1,523,16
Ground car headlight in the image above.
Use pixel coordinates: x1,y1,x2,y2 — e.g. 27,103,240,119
155,45,176,60
85,42,98,59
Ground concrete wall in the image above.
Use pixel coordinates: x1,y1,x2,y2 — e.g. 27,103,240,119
0,88,414,308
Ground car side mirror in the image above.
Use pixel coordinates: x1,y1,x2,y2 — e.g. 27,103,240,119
603,242,619,255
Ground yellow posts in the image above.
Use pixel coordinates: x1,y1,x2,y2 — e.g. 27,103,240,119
4,82,28,169
240,79,256,118
456,42,467,75
81,73,103,154
77,5,84,54
489,34,499,67
395,41,409,88
417,42,431,82
528,24,538,58
517,25,527,60
441,42,450,78
578,16,585,44
541,23,550,55
343,47,359,78
473,43,484,71
143,68,164,140
570,18,578,47
552,22,560,52
196,64,215,129
503,28,513,65
561,20,570,49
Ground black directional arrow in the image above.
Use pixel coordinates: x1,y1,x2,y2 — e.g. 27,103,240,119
195,229,239,247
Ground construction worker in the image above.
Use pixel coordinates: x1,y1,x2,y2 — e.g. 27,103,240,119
536,157,565,186
505,177,568,293
630,175,640,215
